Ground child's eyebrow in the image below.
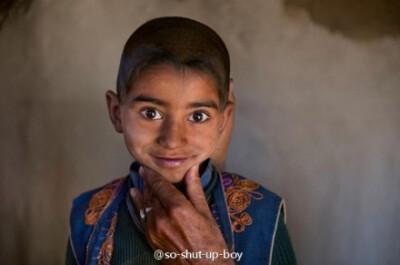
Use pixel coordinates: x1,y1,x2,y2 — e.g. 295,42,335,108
131,95,167,106
188,100,219,110
131,94,219,110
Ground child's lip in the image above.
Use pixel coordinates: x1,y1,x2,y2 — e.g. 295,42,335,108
151,156,188,168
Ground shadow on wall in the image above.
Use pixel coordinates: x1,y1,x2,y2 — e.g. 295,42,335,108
0,0,33,29
284,0,400,40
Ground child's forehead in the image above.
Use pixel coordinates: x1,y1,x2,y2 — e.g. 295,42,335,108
130,64,220,94
125,64,223,109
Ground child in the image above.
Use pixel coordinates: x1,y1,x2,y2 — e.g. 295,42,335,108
66,17,296,265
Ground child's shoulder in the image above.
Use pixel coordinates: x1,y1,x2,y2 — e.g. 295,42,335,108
220,171,282,201
71,177,128,214
68,177,128,265
219,171,285,234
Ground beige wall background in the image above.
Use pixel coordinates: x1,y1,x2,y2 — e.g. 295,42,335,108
1,0,399,264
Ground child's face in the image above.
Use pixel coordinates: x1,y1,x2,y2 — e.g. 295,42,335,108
117,65,227,183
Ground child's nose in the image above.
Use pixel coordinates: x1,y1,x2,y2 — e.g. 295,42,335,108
157,118,187,149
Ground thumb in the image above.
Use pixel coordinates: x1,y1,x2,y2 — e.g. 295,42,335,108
129,188,145,222
184,165,211,217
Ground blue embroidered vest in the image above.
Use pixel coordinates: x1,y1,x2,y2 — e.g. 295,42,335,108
69,171,284,265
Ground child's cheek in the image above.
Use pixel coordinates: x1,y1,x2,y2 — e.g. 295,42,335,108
193,130,219,158
122,121,151,157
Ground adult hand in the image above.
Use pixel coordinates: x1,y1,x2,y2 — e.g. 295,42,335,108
130,165,234,265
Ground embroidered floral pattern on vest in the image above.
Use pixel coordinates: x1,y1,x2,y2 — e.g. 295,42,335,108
222,173,264,232
98,213,118,265
83,177,126,265
84,178,124,225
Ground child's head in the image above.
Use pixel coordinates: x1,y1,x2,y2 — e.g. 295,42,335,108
116,16,230,109
106,17,232,182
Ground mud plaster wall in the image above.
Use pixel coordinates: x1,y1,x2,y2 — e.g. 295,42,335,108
0,0,399,264
285,0,400,40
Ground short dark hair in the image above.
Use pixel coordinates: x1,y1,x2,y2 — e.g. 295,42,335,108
116,17,230,109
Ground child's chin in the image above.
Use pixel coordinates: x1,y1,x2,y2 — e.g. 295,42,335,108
157,168,187,183
161,173,185,184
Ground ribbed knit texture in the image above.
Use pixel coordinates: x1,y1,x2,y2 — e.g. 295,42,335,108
111,202,159,264
271,215,297,265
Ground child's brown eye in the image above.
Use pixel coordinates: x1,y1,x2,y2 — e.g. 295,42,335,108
189,112,210,123
140,108,162,120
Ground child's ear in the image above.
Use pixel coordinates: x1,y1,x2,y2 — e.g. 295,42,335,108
219,79,235,133
212,79,235,171
106,90,123,133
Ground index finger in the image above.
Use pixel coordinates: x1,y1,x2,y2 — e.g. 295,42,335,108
139,166,188,208
184,165,212,218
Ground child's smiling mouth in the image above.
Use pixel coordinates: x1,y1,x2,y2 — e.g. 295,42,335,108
151,155,189,168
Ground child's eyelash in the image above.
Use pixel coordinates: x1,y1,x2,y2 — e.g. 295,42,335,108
140,108,163,120
188,111,210,123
